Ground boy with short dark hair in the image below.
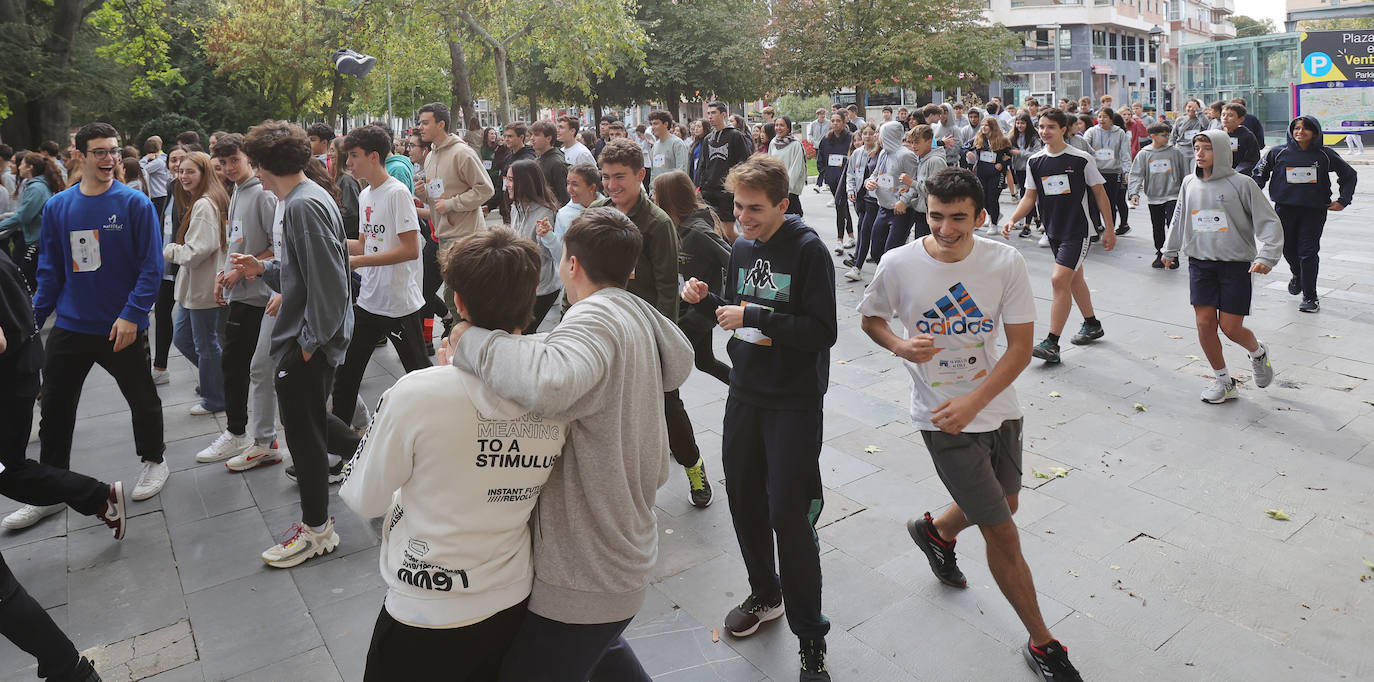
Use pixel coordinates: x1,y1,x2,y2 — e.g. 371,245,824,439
860,168,1082,682
681,155,837,682
1163,130,1283,404
1221,103,1260,176
1128,123,1190,269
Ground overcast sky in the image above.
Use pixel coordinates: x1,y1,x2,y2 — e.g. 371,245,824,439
1240,0,1291,32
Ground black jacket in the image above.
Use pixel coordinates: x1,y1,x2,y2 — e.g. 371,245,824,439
817,130,852,188
535,146,569,205
1227,126,1261,176
696,126,752,193
1254,115,1357,209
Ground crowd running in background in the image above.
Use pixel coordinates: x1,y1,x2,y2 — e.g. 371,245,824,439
0,91,1360,682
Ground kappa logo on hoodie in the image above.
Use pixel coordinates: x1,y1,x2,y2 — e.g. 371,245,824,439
738,258,791,302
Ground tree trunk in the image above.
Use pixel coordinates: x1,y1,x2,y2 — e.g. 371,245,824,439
854,84,868,116
445,14,477,131
492,44,512,125
37,0,86,145
592,99,603,127
527,95,538,122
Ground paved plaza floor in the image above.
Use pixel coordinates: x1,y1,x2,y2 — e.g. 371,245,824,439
4,172,1374,681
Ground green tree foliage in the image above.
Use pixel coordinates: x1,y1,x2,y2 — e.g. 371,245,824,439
1231,15,1277,39
774,94,832,128
88,0,182,98
1303,17,1374,31
766,0,1017,105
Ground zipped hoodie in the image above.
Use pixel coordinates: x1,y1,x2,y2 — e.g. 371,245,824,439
1253,115,1357,209
691,216,837,410
873,121,919,209
451,287,693,625
1128,143,1190,205
340,364,566,628
1085,124,1133,175
1164,129,1284,267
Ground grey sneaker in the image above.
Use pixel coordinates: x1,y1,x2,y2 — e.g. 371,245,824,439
261,519,339,568
724,593,784,638
1250,342,1274,389
1201,377,1239,404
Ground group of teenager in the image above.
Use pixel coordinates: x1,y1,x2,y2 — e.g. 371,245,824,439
0,85,1362,682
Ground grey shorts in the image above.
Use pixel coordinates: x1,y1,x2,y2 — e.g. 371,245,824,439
920,418,1023,526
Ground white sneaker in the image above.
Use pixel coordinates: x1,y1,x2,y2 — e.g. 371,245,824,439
189,403,218,416
132,461,169,501
843,267,863,282
825,198,836,208
1200,377,1239,404
226,444,283,472
1250,342,1274,389
842,236,855,249
261,519,339,568
1,503,67,530
151,368,169,385
1037,234,1050,248
197,430,252,463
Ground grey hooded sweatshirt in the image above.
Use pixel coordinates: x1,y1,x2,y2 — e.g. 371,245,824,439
223,176,277,306
1128,142,1190,205
872,121,919,209
1163,129,1284,267
452,286,694,625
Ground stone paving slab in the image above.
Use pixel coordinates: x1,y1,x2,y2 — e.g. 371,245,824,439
6,177,1374,680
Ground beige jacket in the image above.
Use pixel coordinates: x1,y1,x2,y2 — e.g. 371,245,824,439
419,133,494,241
163,197,226,310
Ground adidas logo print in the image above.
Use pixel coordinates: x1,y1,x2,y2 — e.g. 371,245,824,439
913,283,995,335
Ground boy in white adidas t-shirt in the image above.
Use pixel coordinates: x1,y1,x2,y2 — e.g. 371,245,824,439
859,168,1083,681
331,125,431,431
341,228,565,679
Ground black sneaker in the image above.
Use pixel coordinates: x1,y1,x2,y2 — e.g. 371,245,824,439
1024,639,1083,682
1019,225,1031,238
72,656,101,682
906,512,967,588
1089,233,1100,243
685,458,713,508
800,638,831,682
1299,297,1320,313
1114,224,1130,235
724,593,784,637
1166,258,1179,270
1032,339,1061,364
1070,320,1104,345
1151,254,1164,269
284,460,347,484
1288,276,1301,296
842,256,855,268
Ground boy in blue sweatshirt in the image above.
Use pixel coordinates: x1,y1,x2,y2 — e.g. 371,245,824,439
23,122,167,522
1163,130,1283,404
1253,115,1357,313
681,155,837,682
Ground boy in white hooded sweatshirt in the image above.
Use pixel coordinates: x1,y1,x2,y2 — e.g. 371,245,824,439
1162,129,1283,404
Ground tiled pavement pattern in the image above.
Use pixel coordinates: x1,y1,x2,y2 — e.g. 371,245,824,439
5,173,1374,681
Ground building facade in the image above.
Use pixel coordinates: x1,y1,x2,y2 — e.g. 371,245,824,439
1178,33,1300,145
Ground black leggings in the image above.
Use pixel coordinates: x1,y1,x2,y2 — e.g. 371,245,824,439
833,181,852,239
978,172,1002,224
153,278,175,369
422,233,448,319
684,320,730,385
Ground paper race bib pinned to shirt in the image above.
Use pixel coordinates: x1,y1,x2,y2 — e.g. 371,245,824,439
1041,173,1070,196
70,229,101,272
1148,159,1172,174
482,160,493,170
828,154,845,167
1286,166,1318,184
424,177,445,199
1191,209,1229,233
876,174,894,189
1229,136,1239,151
1094,148,1115,163
732,301,773,346
979,151,997,164
653,154,666,168
925,341,989,388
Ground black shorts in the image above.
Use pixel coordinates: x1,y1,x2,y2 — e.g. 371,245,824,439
1047,236,1091,270
701,188,736,223
1188,258,1252,316
920,419,1024,527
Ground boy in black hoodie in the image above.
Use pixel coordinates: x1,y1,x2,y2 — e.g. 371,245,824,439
696,101,753,240
681,155,837,682
1253,115,1357,312
1221,102,1260,177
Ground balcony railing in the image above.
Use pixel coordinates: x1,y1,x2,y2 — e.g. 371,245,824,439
1212,21,1236,39
1212,0,1236,16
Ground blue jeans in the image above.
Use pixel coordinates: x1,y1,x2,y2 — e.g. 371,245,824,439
174,305,226,412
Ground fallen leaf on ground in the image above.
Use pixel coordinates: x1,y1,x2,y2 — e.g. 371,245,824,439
1133,402,1147,412
1184,354,1202,361
1033,469,1051,479
664,528,674,534
1110,565,1121,570
1050,467,1070,478
836,360,847,365
1048,391,1062,398
711,628,719,643
1067,569,1079,577
1363,557,1374,570
1265,509,1291,521
1166,333,1182,339
1320,334,1342,339
863,445,881,454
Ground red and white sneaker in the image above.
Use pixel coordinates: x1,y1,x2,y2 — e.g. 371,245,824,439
262,518,339,568
225,443,282,472
100,481,127,540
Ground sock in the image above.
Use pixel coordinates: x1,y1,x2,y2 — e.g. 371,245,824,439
1047,333,1060,345
327,453,342,467
1248,343,1265,359
1084,316,1099,326
309,522,328,533
1214,367,1230,383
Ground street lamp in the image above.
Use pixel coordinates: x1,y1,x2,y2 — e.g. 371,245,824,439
1037,23,1062,102
1149,25,1165,118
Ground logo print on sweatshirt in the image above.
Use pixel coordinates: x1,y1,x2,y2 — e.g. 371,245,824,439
914,283,995,335
737,258,791,302
101,214,123,231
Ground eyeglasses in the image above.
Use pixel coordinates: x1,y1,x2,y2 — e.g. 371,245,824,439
85,148,120,159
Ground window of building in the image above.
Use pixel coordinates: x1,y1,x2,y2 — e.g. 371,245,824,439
1168,1,1180,21
1109,32,1119,60
1093,30,1108,60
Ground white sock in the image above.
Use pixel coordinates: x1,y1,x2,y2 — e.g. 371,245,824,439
309,522,328,533
1214,367,1230,383
327,454,342,467
1247,343,1266,359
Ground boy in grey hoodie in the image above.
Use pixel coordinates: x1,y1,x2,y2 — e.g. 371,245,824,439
863,121,920,262
1128,123,1190,267
448,207,694,681
1162,129,1282,404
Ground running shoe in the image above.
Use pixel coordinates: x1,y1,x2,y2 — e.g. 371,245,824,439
1,503,66,530
1038,234,1050,248
685,458,713,508
842,236,855,249
1201,377,1239,404
261,519,339,568
226,443,283,472
131,461,169,501
151,368,170,385
1151,254,1164,269
284,459,347,484
843,267,863,282
1019,225,1031,238
1299,297,1320,313
1115,224,1131,235
841,256,855,268
724,593,784,638
100,482,127,540
1250,342,1274,388
1070,319,1104,345
1032,339,1061,364
1024,639,1083,682
197,430,251,463
800,638,831,682
1288,276,1301,296
907,512,967,588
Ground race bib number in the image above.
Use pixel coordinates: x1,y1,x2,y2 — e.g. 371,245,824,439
1094,148,1115,163
653,154,666,168
732,301,773,346
828,154,845,167
876,174,894,189
481,160,493,170
979,151,997,164
1041,173,1070,196
1229,137,1239,151
925,341,989,388
1148,159,1172,174
1191,209,1229,233
71,230,101,272
425,177,445,199
1285,166,1317,184
362,225,384,254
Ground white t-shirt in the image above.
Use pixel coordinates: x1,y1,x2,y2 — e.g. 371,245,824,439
357,177,425,317
563,141,596,167
858,236,1037,433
